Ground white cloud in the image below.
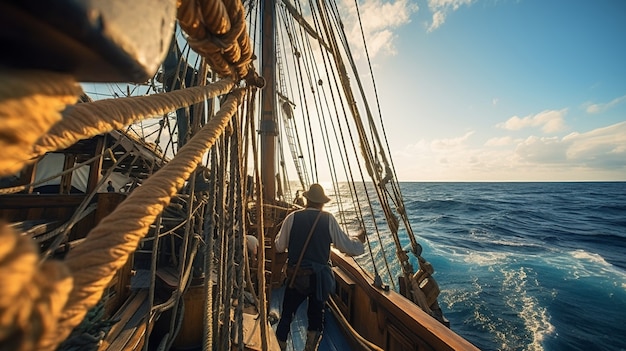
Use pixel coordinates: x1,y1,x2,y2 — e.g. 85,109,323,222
513,122,626,168
564,122,626,168
497,109,568,133
515,136,568,163
392,122,626,181
343,0,418,57
431,130,474,150
485,136,515,146
585,94,626,114
427,0,475,32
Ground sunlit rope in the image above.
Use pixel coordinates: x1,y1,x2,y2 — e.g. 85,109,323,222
177,0,254,81
247,89,270,351
0,223,73,351
31,89,246,351
240,98,260,311
219,128,234,350
314,0,416,291
291,0,395,287
0,69,82,177
230,114,246,350
39,150,132,261
324,0,441,314
202,148,218,351
33,79,235,158
346,0,416,253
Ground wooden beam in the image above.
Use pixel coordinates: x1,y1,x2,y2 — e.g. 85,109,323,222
86,135,105,193
59,154,76,194
18,163,37,194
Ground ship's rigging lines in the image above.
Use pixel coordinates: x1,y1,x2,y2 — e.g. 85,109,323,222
276,14,311,194
0,0,448,349
145,0,444,320
265,0,441,311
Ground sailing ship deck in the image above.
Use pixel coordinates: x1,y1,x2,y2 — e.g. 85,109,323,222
270,286,353,351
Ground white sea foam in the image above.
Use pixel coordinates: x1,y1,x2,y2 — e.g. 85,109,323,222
561,249,626,280
491,239,543,248
463,251,508,266
570,249,611,266
441,277,482,308
500,267,555,351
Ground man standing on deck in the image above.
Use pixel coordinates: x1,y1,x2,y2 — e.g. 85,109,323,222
274,183,365,351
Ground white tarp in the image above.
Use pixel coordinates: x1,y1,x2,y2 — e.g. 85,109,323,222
35,153,129,193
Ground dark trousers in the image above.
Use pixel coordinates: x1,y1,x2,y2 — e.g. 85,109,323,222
276,275,325,342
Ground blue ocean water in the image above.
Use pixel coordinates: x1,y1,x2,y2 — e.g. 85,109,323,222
329,182,626,350
375,182,626,351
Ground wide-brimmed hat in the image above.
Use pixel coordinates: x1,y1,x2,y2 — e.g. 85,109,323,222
303,183,330,204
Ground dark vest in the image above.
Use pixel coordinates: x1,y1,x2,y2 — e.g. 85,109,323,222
287,210,331,265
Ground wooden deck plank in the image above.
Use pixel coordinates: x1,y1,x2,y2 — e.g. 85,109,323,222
98,289,150,351
236,312,280,351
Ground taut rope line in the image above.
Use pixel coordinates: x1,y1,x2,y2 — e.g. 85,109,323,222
0,88,244,351
34,79,235,158
49,89,245,349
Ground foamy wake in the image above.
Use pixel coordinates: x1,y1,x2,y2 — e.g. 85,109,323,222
565,249,626,279
501,267,555,351
570,249,610,266
464,251,508,266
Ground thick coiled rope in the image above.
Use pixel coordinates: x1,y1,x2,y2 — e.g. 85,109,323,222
33,79,235,158
0,70,82,177
0,223,73,351
177,0,253,80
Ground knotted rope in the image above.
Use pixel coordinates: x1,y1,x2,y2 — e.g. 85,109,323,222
0,70,81,177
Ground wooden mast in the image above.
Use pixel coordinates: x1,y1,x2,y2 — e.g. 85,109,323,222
260,0,278,201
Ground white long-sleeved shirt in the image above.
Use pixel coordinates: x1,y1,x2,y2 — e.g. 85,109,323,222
274,208,364,256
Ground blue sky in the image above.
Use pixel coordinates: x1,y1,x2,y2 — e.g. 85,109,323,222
342,0,626,181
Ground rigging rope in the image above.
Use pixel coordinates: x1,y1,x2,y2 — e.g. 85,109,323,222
342,0,423,259
177,0,255,81
34,79,235,158
0,70,81,177
202,149,218,351
247,87,270,351
51,89,244,350
0,88,245,351
0,224,72,351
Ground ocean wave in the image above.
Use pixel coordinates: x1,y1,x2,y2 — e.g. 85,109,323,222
348,182,626,351
567,249,626,280
569,249,610,266
463,251,509,266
